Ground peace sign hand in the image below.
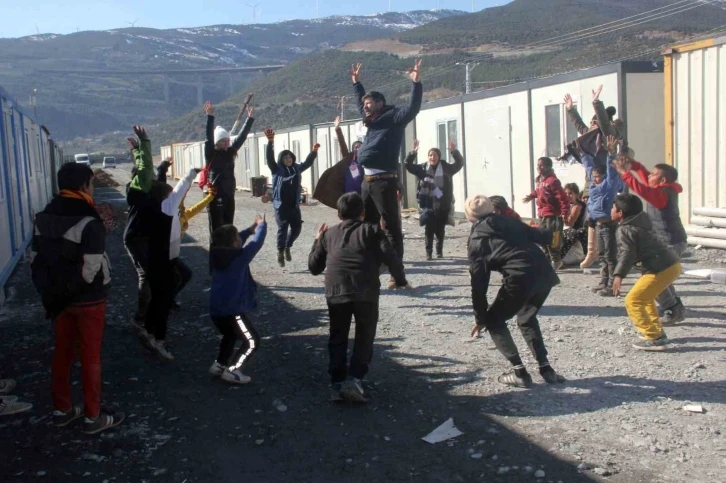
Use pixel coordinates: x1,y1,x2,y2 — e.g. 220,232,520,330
408,59,423,83
350,63,362,84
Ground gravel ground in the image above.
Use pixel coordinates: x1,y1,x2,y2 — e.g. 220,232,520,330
1,163,725,483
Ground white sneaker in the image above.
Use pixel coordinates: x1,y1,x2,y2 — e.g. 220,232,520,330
152,340,174,361
209,361,226,376
221,369,251,385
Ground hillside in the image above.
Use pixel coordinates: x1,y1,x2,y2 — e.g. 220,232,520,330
0,10,463,141
61,0,726,153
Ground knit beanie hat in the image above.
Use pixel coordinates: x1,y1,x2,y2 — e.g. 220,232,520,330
464,195,494,223
214,126,230,145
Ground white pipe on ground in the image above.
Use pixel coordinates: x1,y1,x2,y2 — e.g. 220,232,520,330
685,226,726,240
687,236,726,250
690,216,726,228
693,207,726,218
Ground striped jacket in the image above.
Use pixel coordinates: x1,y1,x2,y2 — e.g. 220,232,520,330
31,195,110,319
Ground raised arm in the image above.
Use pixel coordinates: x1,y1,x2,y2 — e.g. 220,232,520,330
392,81,423,126
156,159,172,184
264,128,277,173
593,100,614,138
444,148,465,176
129,126,153,193
204,101,216,163
241,221,267,265
184,189,215,222
299,144,319,173
162,169,197,215
404,141,426,178
334,117,350,158
231,106,255,152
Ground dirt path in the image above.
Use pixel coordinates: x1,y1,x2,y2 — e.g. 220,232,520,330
1,167,724,483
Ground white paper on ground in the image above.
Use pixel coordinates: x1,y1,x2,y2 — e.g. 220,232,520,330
422,417,464,444
683,404,705,413
683,269,713,279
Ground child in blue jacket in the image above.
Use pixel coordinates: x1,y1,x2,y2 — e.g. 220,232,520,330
264,127,319,267
583,135,624,297
208,215,267,384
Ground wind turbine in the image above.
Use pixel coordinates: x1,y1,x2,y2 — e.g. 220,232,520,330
246,3,259,23
127,18,139,28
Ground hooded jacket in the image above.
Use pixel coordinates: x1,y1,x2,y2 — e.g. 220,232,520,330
31,195,111,319
210,222,267,316
124,138,154,243
205,114,254,198
529,170,570,218
353,81,423,172
405,149,464,217
308,219,407,303
468,214,559,325
583,153,623,220
614,211,679,278
620,161,687,246
266,143,317,210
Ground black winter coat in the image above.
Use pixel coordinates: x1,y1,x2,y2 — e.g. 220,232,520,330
308,220,407,303
354,81,422,172
614,212,679,279
204,114,254,198
468,214,559,325
404,149,464,217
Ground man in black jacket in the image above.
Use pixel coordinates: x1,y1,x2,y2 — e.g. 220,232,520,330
351,59,423,287
309,193,410,402
31,163,124,435
465,195,565,389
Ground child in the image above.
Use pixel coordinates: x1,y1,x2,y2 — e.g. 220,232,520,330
466,195,565,388
203,101,254,234
611,194,680,351
561,183,588,265
308,193,409,402
489,196,522,222
31,163,124,434
209,215,267,384
265,127,319,267
583,136,623,296
522,156,570,270
614,156,688,325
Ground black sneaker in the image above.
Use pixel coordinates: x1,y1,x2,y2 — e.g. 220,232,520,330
497,372,533,388
277,251,285,267
53,405,83,427
284,247,292,262
339,378,370,403
661,303,685,326
425,252,433,261
632,334,670,351
83,412,125,435
329,382,344,402
590,283,607,293
436,252,443,259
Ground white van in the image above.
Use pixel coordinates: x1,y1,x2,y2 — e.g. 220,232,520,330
74,154,91,166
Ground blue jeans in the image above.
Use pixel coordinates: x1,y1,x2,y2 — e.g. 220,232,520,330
275,205,302,251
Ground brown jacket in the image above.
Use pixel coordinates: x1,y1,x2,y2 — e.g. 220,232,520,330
313,127,354,209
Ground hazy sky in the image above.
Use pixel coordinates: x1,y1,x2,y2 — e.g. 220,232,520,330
1,1,510,39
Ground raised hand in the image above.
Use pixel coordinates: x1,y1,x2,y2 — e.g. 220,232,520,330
168,157,174,165
315,223,328,240
312,143,321,152
564,93,573,110
448,137,457,151
334,116,341,128
350,63,362,84
246,105,254,118
132,125,148,140
605,135,618,155
612,154,632,175
592,84,603,101
264,128,275,140
204,101,215,115
127,137,139,150
412,139,419,152
254,213,265,226
408,58,423,83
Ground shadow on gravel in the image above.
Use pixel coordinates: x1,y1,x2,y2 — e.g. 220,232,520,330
474,376,726,419
0,225,600,483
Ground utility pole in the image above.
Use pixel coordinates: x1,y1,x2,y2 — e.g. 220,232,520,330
29,89,37,119
340,96,345,121
456,62,477,94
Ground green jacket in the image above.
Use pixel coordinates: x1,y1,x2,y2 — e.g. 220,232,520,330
129,139,153,193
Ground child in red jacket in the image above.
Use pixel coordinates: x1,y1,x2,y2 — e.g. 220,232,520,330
489,196,523,222
523,157,570,270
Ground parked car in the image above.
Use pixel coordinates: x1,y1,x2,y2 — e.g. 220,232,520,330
74,153,91,166
102,156,116,168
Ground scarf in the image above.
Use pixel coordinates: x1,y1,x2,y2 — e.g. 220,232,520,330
59,189,95,207
418,162,445,210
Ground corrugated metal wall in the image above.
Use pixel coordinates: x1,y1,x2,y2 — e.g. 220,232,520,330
670,39,726,224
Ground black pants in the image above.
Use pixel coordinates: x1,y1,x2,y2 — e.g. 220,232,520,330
425,213,447,255
144,262,175,341
275,205,303,251
212,313,260,370
125,238,150,322
327,300,379,384
596,221,618,286
362,177,404,260
207,193,235,237
482,283,551,367
172,258,192,299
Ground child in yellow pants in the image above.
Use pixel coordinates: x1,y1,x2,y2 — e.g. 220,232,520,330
611,194,681,351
